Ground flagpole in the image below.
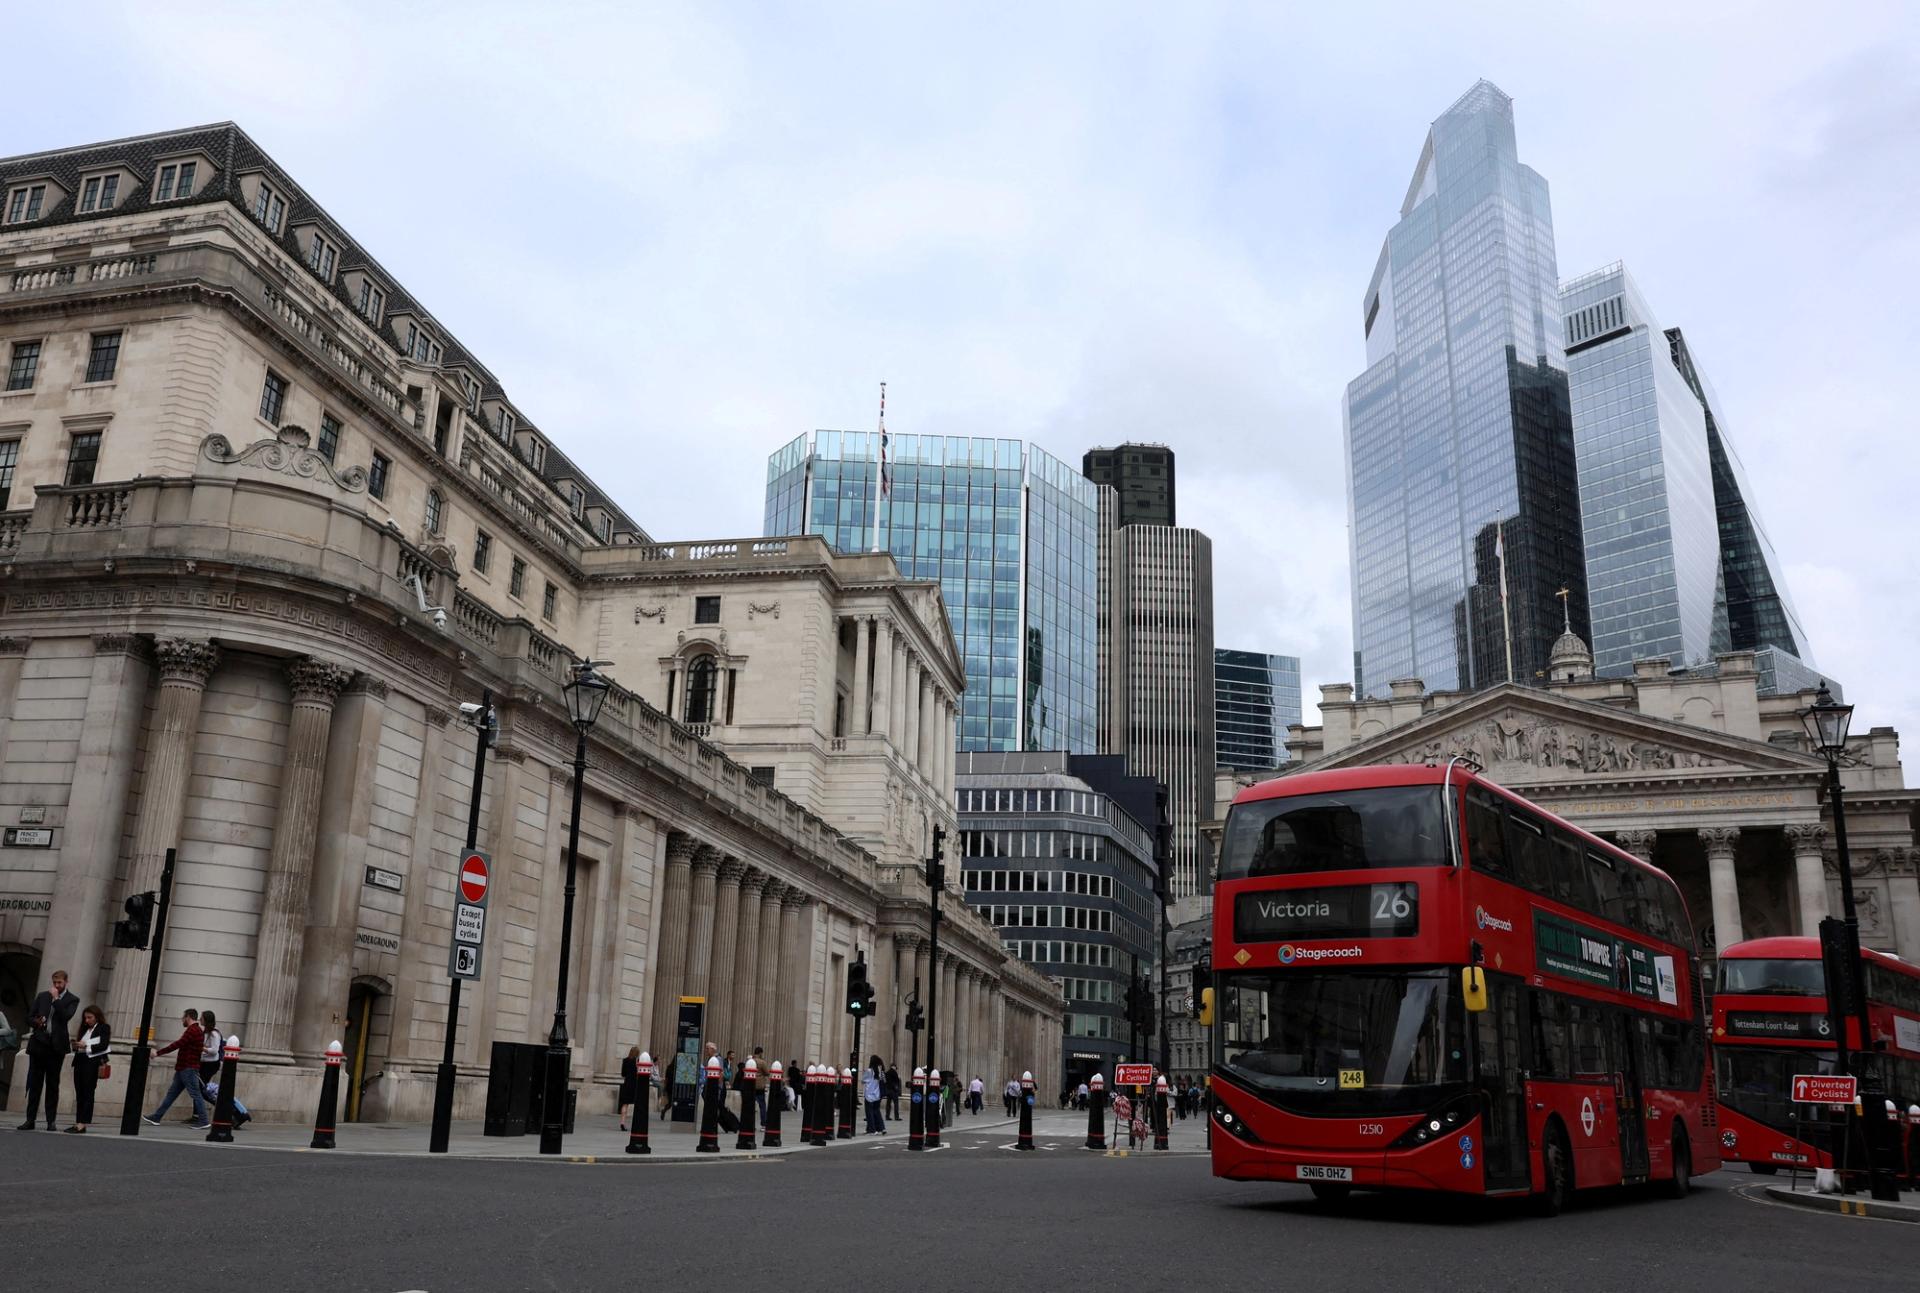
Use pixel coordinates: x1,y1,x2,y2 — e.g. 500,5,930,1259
871,381,886,554
1497,519,1514,683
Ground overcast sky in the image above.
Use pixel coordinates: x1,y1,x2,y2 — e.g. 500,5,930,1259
22,3,1920,741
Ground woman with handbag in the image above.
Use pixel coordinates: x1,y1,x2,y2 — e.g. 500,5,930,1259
67,1005,111,1133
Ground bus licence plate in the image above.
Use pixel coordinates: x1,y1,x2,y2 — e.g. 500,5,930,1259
1297,1165,1352,1182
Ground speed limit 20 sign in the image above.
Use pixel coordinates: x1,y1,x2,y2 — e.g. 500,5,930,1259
448,850,490,981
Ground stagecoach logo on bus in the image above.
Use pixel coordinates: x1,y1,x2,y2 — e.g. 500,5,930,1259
1474,905,1515,933
1275,943,1366,965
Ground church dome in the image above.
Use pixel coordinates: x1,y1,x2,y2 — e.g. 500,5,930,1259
1549,627,1593,682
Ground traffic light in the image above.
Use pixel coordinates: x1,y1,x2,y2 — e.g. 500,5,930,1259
1197,987,1215,1027
927,825,947,891
905,1000,924,1033
112,891,155,949
846,952,873,1017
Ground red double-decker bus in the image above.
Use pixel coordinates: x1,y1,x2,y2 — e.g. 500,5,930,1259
1208,763,1719,1213
1713,935,1920,1174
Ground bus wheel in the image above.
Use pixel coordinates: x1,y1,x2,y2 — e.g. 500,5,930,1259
1308,1183,1352,1206
1664,1133,1692,1199
1537,1124,1574,1217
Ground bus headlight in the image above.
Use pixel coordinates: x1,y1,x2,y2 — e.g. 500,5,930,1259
1390,1094,1477,1149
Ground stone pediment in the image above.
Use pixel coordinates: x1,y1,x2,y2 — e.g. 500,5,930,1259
1313,684,1823,785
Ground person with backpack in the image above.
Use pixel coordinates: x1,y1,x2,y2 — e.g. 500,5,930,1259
863,1058,885,1133
196,1010,224,1096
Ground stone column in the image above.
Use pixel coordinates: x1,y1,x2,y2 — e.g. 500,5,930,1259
940,953,959,1072
1700,827,1743,949
292,676,390,1058
952,965,970,1082
917,673,935,780
246,657,353,1059
683,845,723,1010
903,657,921,770
43,635,150,1003
731,869,767,1054
647,833,698,1058
1786,825,1831,936
106,638,220,1037
892,636,909,747
867,924,894,1064
704,855,744,1052
780,888,811,1060
753,881,784,1057
871,620,894,738
851,616,872,735
1615,829,1657,865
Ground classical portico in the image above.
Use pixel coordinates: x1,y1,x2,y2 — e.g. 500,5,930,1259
1245,648,1920,962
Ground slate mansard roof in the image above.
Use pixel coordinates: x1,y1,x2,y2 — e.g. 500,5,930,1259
0,122,646,543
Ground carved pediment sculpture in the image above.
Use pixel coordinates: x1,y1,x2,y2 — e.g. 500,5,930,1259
201,427,369,493
1371,708,1725,776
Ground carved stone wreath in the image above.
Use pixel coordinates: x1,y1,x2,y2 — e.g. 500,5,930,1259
201,428,369,493
748,601,780,621
634,605,665,623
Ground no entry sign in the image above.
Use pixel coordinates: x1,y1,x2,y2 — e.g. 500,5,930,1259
1790,1073,1857,1105
459,853,490,904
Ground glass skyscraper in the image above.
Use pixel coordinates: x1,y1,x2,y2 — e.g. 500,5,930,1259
1344,80,1589,698
765,431,1100,752
1214,649,1302,770
1562,262,1818,683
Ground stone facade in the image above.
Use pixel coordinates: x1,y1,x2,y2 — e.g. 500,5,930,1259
1207,649,1920,962
0,124,1062,1121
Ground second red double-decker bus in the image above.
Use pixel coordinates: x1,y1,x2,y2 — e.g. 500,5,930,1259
1209,762,1719,1213
1713,935,1920,1174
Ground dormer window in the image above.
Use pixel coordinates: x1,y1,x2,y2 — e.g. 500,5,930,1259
253,180,286,233
462,374,480,410
307,231,338,281
155,161,198,201
356,279,385,324
597,512,612,542
5,184,47,224
569,484,584,518
403,321,440,365
494,407,515,441
78,174,120,213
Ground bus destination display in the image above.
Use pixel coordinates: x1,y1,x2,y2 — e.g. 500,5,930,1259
1233,882,1418,943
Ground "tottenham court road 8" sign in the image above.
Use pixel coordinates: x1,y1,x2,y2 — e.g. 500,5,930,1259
448,850,491,981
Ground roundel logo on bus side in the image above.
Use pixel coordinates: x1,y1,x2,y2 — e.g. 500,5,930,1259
1277,944,1297,965
1581,1096,1596,1137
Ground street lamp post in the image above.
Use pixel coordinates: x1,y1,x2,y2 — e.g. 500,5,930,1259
538,658,612,1156
1800,683,1900,1201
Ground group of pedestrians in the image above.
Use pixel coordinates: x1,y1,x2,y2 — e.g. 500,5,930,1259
9,970,113,1133
141,1006,247,1130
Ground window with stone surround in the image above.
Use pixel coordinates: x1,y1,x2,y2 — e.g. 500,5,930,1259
541,580,557,621
155,161,197,201
253,180,286,233
694,595,720,624
5,184,47,224
79,173,120,213
424,488,444,535
317,412,340,463
685,654,718,724
85,332,121,384
509,556,527,599
368,452,390,500
473,529,492,574
7,339,42,391
259,370,288,425
65,431,101,487
0,438,18,508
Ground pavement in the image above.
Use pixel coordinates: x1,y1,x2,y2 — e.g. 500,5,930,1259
1762,1179,1920,1222
11,1117,1915,1293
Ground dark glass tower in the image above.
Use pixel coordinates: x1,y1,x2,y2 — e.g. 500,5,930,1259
1343,81,1589,697
1082,443,1175,527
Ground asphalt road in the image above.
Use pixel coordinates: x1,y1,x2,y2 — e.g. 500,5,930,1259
8,1118,1911,1293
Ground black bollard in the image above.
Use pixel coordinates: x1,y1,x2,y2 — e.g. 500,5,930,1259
810,1065,829,1147
799,1065,815,1145
837,1067,853,1140
1017,1070,1035,1150
736,1058,759,1150
1085,1074,1107,1151
206,1033,242,1144
1153,1075,1170,1151
624,1052,654,1155
696,1056,723,1153
926,1069,944,1149
763,1061,785,1147
909,1066,926,1150
310,1040,344,1149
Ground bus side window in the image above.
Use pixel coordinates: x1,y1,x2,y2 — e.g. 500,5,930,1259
1587,849,1625,926
1506,811,1554,897
1531,991,1570,1079
1465,788,1511,880
1550,832,1594,912
1568,999,1609,1079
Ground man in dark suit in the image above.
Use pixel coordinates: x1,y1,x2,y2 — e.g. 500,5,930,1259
20,969,78,1130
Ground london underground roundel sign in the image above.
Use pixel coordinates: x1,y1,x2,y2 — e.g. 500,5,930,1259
459,853,490,904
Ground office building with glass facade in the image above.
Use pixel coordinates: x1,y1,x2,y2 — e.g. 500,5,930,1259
1343,80,1589,699
1561,263,1819,685
1214,648,1302,770
764,431,1101,753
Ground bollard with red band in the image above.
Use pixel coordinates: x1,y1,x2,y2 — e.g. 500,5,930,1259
310,1040,344,1149
837,1067,854,1140
763,1060,785,1147
736,1057,759,1150
908,1066,927,1151
624,1052,654,1155
206,1033,243,1143
1017,1070,1036,1150
1084,1072,1107,1151
810,1064,830,1147
801,1064,819,1145
1153,1074,1170,1151
925,1069,942,1149
696,1054,723,1153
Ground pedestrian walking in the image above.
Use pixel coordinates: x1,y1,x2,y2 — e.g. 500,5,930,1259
197,1010,224,1087
751,1047,770,1124
618,1044,640,1130
946,1073,963,1124
1004,1077,1019,1117
142,1009,210,1128
66,1005,111,1133
863,1059,885,1133
18,968,78,1131
1075,1080,1089,1111
968,1075,984,1115
884,1064,902,1120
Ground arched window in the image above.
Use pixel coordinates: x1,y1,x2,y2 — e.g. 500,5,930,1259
425,488,444,535
685,654,718,725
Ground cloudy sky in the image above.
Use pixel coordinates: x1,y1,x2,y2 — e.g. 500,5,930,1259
21,2,1919,738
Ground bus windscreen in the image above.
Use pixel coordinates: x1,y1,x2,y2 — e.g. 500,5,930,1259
1218,785,1447,880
